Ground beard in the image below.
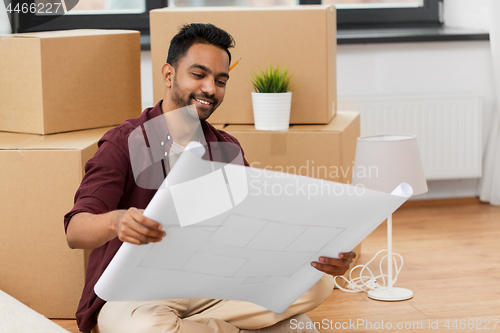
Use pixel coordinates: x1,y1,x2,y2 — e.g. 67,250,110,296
171,77,219,121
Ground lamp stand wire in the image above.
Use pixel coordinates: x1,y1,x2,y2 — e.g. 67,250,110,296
367,214,413,301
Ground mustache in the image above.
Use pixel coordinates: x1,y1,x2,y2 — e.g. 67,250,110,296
190,93,217,105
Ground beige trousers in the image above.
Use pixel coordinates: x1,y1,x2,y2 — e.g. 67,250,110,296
96,274,333,333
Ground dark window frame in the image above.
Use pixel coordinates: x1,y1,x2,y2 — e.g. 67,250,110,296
13,0,442,34
14,0,167,33
305,0,442,28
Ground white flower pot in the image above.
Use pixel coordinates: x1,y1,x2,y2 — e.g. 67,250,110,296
251,92,292,131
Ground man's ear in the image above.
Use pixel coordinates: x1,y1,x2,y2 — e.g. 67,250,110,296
162,63,174,88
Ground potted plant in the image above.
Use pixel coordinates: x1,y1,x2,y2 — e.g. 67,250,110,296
250,65,294,131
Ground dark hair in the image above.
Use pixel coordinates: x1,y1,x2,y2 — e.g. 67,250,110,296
166,23,235,68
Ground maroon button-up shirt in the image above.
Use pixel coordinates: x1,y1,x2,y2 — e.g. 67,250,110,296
64,100,249,333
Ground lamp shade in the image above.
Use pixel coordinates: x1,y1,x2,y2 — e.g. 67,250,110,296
352,135,428,196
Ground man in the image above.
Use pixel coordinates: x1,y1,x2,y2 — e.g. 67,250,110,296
64,23,355,333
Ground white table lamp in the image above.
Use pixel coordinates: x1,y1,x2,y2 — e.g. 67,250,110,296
353,134,428,301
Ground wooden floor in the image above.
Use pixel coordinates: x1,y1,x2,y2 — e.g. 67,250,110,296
53,198,500,333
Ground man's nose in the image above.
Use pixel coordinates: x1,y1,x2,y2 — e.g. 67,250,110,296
201,78,216,96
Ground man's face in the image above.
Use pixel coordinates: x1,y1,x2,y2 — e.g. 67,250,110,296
169,43,230,121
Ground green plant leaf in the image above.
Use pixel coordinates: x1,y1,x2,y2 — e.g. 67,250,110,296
249,64,294,93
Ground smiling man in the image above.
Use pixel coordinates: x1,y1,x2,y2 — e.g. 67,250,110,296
165,42,228,122
166,43,227,119
64,23,355,333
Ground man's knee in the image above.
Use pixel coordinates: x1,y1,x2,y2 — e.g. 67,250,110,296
98,302,180,333
299,275,334,310
313,274,335,302
134,304,180,332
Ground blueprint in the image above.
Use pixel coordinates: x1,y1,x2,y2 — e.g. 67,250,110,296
95,142,412,313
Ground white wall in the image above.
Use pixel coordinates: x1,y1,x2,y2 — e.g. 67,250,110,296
337,40,495,200
335,0,495,200
140,0,496,200
141,51,154,109
0,2,11,34
443,0,490,31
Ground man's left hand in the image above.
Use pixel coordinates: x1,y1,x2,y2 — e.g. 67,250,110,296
311,251,357,276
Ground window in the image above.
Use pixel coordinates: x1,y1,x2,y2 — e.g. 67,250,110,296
11,0,441,34
14,0,166,34
303,0,441,28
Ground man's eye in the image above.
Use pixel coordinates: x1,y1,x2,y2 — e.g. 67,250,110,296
216,80,227,87
192,73,203,78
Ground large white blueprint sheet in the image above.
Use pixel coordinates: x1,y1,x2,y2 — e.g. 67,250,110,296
95,143,412,313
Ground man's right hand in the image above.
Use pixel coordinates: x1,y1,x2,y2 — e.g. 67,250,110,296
66,209,165,250
116,208,165,245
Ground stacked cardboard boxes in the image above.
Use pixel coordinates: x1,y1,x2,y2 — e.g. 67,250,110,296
150,5,337,125
0,30,142,318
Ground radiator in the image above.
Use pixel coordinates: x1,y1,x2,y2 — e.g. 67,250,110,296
339,95,482,180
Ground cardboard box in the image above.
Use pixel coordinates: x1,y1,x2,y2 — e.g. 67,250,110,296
0,126,112,318
0,30,142,134
150,5,337,124
225,111,360,184
211,124,226,130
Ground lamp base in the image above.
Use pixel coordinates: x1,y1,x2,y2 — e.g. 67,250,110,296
368,287,413,301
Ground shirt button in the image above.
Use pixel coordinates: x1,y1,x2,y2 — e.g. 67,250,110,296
167,135,171,141
165,152,168,157
161,142,164,146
